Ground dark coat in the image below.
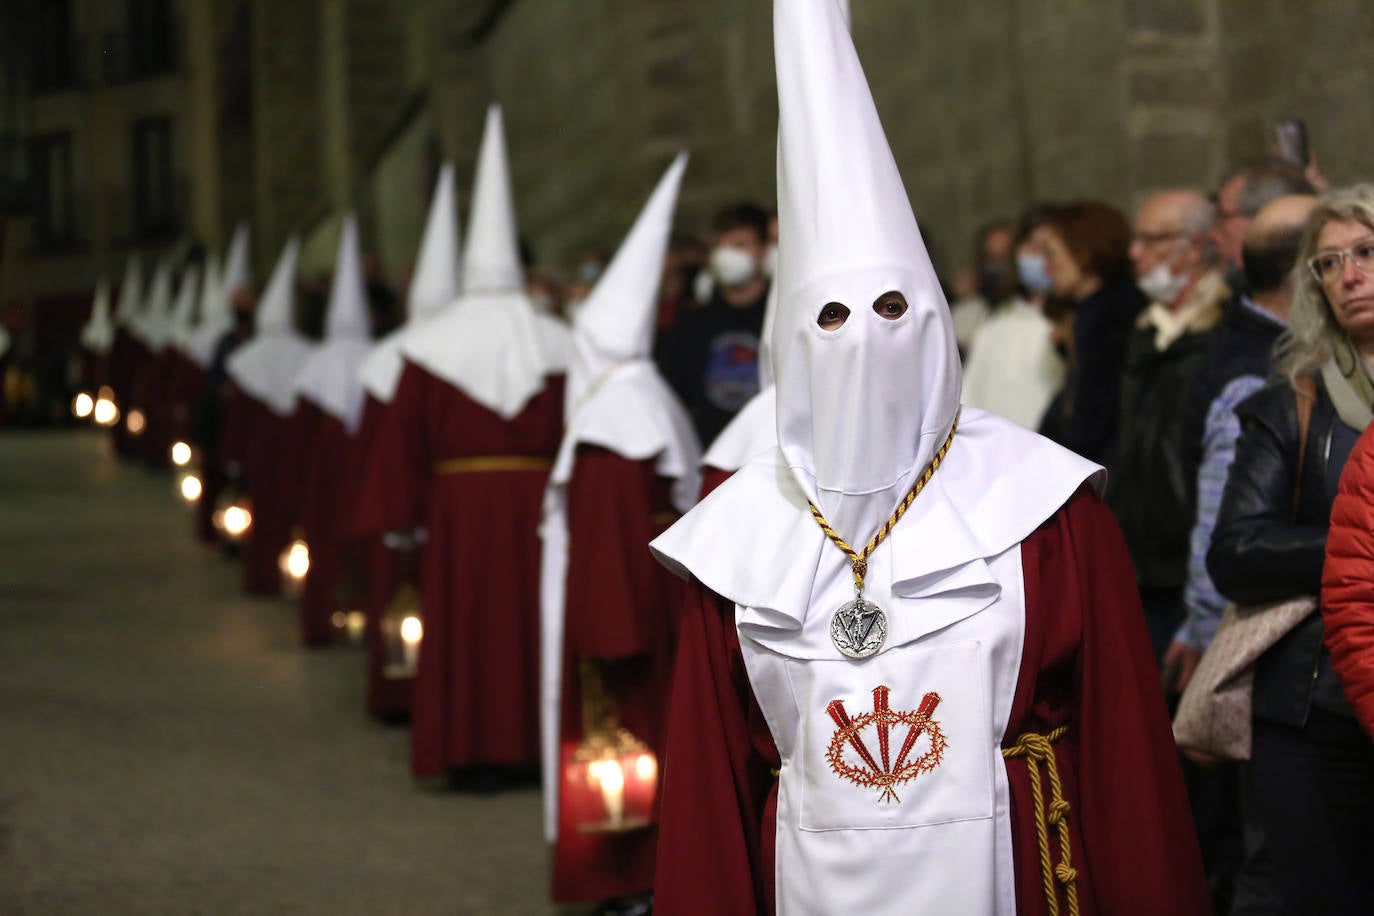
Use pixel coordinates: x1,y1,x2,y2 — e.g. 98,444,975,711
1106,277,1226,590
1178,295,1287,484
1208,376,1361,726
1043,276,1146,466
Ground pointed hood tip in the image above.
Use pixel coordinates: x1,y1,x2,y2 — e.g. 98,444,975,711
324,214,370,340
408,163,462,320
575,152,690,377
461,104,524,294
255,236,301,335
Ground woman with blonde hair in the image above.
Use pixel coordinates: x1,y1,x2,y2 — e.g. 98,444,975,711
1208,183,1374,914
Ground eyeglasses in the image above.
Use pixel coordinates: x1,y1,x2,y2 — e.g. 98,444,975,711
1132,230,1185,247
1307,237,1374,284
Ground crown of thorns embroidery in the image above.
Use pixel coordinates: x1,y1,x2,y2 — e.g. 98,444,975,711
825,685,947,803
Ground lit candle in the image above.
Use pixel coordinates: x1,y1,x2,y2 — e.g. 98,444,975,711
598,758,625,828
345,611,366,645
73,392,94,419
400,615,423,672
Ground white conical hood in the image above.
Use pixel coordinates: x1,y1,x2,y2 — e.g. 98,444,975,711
136,258,175,350
183,251,223,365
293,215,372,431
323,215,370,340
359,166,463,405
220,222,252,306
168,263,201,351
409,163,462,321
254,236,299,336
568,153,687,412
225,237,315,415
81,278,116,353
461,105,523,293
115,255,144,326
772,0,960,542
185,223,250,367
402,105,568,420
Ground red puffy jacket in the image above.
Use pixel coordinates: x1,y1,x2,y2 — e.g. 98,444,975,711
1322,420,1374,737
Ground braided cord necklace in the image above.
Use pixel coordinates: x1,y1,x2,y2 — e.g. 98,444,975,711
808,411,959,658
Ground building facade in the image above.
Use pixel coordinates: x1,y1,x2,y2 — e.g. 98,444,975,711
2,0,1372,362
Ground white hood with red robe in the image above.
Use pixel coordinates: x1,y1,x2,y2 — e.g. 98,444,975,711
650,1,1100,912
291,215,373,433
358,163,461,406
400,105,569,419
538,153,701,840
225,236,315,416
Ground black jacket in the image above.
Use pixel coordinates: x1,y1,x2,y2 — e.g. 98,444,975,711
1106,293,1223,590
1178,296,1287,485
1045,276,1146,465
1207,376,1361,725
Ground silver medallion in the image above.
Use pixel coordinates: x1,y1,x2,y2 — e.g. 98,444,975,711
830,597,888,659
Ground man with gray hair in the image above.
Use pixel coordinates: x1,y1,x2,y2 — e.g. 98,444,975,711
1212,158,1315,282
1109,189,1231,661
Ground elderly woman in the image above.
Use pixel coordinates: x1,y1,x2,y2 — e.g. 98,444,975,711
1208,184,1374,914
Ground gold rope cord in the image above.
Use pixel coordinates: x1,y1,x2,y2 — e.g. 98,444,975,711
432,455,555,475
1002,724,1078,916
806,413,959,593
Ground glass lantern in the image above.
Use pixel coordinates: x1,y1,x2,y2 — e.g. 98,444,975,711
380,583,423,679
564,660,656,833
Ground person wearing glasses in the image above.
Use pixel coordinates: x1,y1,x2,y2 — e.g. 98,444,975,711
1208,185,1374,914
1110,190,1232,663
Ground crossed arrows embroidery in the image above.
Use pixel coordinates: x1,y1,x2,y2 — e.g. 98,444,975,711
825,685,947,803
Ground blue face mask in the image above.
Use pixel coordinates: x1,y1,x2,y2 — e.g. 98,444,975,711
1017,252,1053,295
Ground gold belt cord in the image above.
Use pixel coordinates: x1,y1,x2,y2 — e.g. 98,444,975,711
1002,725,1078,916
432,455,554,474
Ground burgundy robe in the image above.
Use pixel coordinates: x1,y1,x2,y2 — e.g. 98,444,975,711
698,465,732,501
219,384,298,597
362,362,563,776
106,329,149,458
553,446,686,904
133,348,177,467
351,394,416,718
287,401,367,646
653,487,1210,915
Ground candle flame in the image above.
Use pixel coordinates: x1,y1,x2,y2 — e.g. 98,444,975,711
73,392,94,419
171,441,192,466
180,474,203,502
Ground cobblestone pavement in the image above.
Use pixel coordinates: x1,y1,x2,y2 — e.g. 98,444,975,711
0,430,563,915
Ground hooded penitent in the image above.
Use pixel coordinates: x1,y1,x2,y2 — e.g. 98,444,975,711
187,224,249,368
539,153,702,840
81,279,116,354
291,215,373,432
168,263,202,353
225,236,314,416
134,258,176,352
650,1,1100,912
115,254,145,329
359,163,461,404
402,105,569,419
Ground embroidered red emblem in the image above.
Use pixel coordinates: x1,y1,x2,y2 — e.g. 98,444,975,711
825,686,947,803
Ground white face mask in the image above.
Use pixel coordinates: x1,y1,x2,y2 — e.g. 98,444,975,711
1137,261,1190,305
710,244,760,288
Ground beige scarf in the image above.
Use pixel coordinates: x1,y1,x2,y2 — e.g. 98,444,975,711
1322,332,1374,431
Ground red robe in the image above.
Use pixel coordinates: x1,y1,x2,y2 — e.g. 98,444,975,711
698,465,732,501
362,362,564,775
654,487,1209,916
553,446,686,904
165,350,206,452
106,329,149,458
134,347,177,467
218,384,298,597
289,401,367,646
351,394,417,719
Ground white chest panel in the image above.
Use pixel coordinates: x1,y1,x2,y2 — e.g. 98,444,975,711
739,544,1026,916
